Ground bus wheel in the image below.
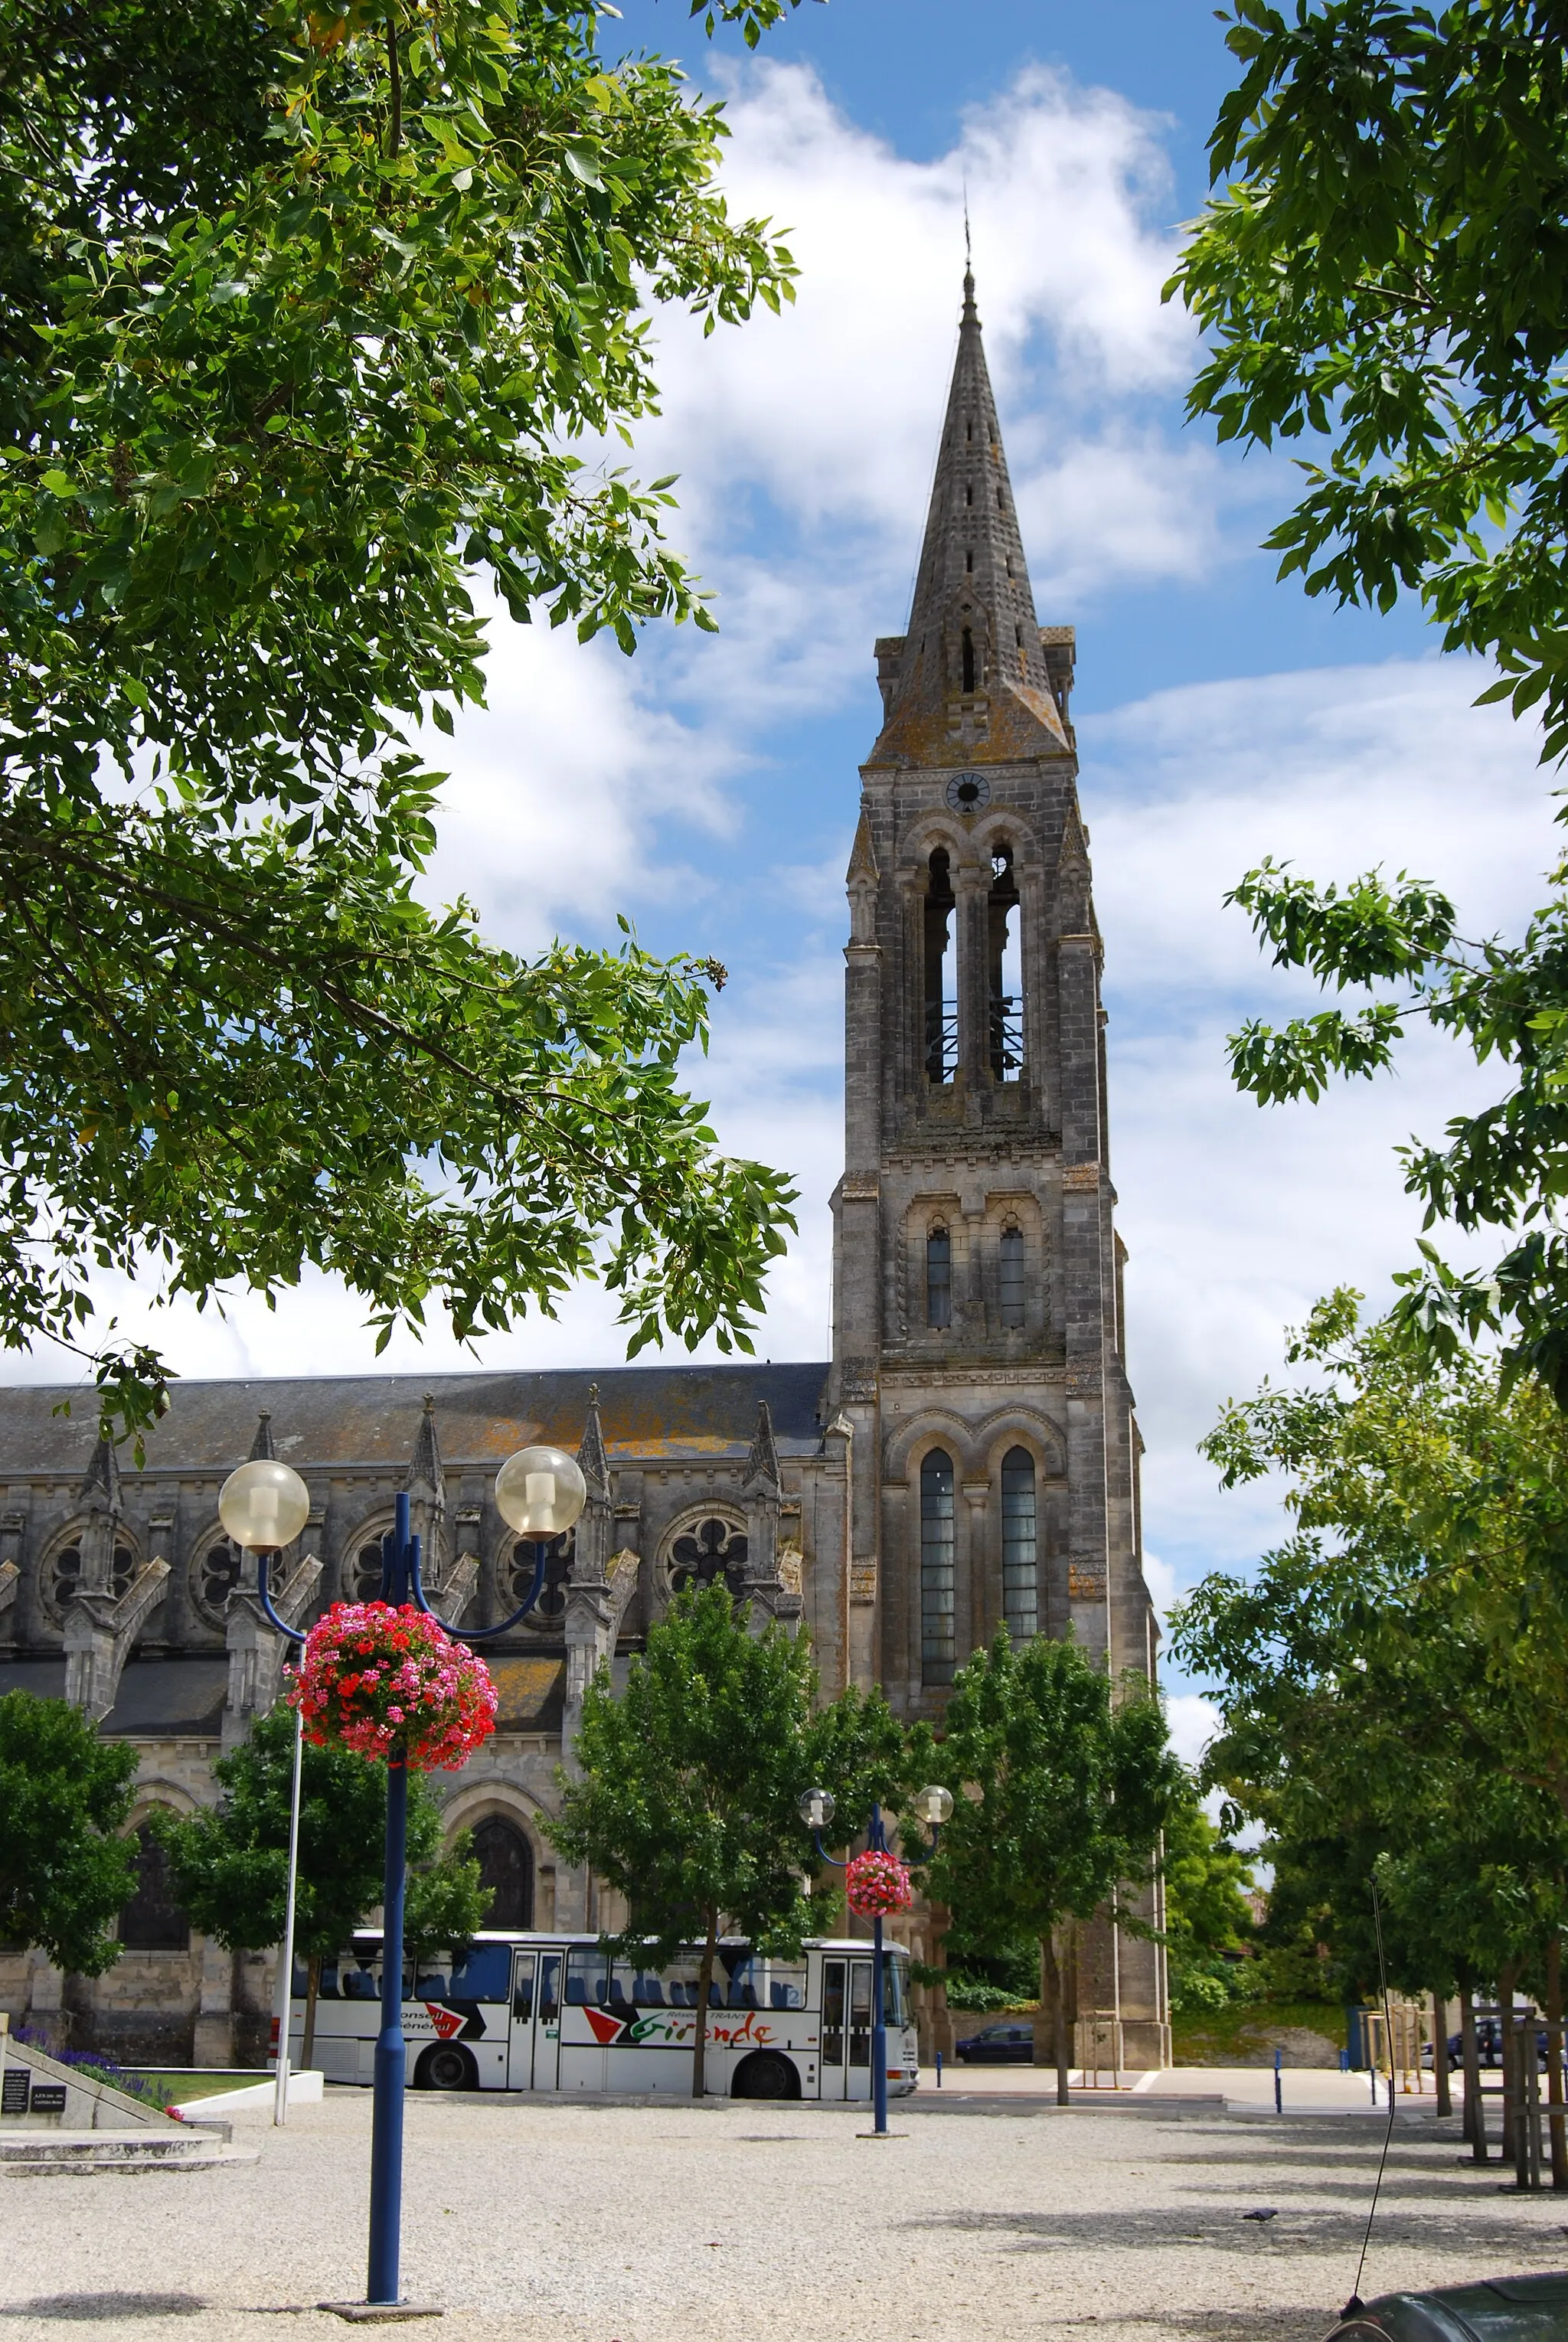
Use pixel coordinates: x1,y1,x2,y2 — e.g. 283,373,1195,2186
733,2051,797,2101
415,2043,478,2092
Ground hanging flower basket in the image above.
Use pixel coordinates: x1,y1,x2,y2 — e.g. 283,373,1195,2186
288,1602,497,1772
845,1849,913,1919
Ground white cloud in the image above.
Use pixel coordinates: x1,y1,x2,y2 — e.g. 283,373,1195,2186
1089,658,1558,1585
1165,1693,1222,1772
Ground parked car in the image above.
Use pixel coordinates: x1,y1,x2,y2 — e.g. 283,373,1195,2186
954,2020,1035,2064
1323,2270,1568,2338
1423,2020,1557,2071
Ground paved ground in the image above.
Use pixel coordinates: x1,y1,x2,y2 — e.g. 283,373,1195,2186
2,2086,1564,2342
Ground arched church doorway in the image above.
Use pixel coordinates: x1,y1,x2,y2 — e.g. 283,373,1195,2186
472,1816,534,1930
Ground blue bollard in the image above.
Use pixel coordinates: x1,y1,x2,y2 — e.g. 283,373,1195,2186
1274,2046,1282,2115
936,2050,942,2089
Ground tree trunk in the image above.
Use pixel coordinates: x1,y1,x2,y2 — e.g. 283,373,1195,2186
1433,1992,1452,2118
302,1952,321,2072
691,1912,718,2102
1500,1963,1517,2177
1040,1931,1071,2108
1032,1937,1054,2070
1548,1939,1566,2192
1462,1984,1487,2161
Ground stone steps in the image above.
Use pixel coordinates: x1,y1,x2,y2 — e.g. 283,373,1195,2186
0,2128,253,2177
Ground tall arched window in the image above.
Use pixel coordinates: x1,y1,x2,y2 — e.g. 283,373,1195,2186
120,1823,190,1952
1001,1449,1037,1642
999,1226,1026,1328
920,1449,956,1687
923,849,956,1083
987,843,1022,1080
926,1227,952,1330
961,626,976,693
472,1817,534,1930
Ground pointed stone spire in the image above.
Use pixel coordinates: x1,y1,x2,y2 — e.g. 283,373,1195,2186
403,1394,446,1570
406,1394,444,1499
248,1409,276,1461
846,807,878,890
743,1400,782,1499
577,1383,609,1501
868,271,1069,769
78,1432,122,1517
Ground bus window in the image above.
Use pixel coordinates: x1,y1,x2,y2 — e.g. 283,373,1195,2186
606,1956,639,2015
414,1968,449,2001
657,1950,703,2008
344,1965,377,2001
566,1946,609,2008
722,1952,763,2010
538,1955,561,2026
848,1964,873,2066
769,1961,807,2011
882,1959,907,2029
512,1954,535,2024
447,1944,511,2004
822,1960,846,2065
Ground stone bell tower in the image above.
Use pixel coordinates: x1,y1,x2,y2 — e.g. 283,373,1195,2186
827,266,1165,2066
828,269,1156,1718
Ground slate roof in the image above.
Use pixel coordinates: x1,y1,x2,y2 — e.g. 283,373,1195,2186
0,1655,228,1737
0,1362,831,1479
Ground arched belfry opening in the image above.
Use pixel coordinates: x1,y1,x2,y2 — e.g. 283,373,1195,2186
960,626,976,694
923,849,956,1083
988,842,1022,1080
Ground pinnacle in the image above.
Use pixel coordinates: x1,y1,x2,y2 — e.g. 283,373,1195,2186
78,1432,122,1515
404,1393,444,1500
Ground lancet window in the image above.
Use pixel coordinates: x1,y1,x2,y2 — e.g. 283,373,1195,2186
988,843,1023,1079
1001,1449,1038,1641
926,1226,952,1330
920,1450,956,1687
923,848,956,1083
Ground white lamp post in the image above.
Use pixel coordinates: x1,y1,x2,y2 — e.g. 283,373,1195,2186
218,1458,311,2128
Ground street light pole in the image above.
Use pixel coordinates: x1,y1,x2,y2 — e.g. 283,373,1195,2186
800,1782,952,2138
273,1701,305,2128
227,1440,585,2315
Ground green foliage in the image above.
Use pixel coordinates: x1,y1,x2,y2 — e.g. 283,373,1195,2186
155,1703,466,1956
1215,855,1568,1406
920,1631,1179,1953
548,1585,919,2089
1171,0,1568,759
403,1828,491,1978
1173,1296,1568,1998
1161,1772,1259,2015
0,0,802,1442
0,1691,139,1972
550,1584,914,1958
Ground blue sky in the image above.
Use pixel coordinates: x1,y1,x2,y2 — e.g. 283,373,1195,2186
21,2,1560,1751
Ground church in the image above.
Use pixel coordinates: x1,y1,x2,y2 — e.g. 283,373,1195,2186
0,275,1166,2073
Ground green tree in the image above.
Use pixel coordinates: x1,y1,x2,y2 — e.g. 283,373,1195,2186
0,1690,139,1973
1172,0,1568,755
1171,1294,1568,2023
917,1630,1180,2106
0,0,804,1442
155,1704,482,2063
1161,1773,1257,2017
1168,2,1568,1399
548,1583,916,2097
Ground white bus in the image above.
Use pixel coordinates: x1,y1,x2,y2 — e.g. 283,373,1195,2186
285,1931,918,2102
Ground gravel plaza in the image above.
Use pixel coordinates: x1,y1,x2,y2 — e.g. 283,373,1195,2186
4,2086,1568,2342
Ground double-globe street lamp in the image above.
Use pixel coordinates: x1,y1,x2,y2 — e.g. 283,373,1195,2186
799,1782,954,2138
218,1442,587,2312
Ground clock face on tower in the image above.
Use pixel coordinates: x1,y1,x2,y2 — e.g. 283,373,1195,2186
946,772,991,814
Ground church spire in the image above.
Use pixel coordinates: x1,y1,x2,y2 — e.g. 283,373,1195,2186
868,272,1069,767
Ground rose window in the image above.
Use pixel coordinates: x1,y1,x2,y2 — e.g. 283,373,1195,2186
668,1517,748,1599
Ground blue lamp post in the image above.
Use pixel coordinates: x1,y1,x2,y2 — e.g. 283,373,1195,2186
800,1781,954,2137
220,1439,586,2314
